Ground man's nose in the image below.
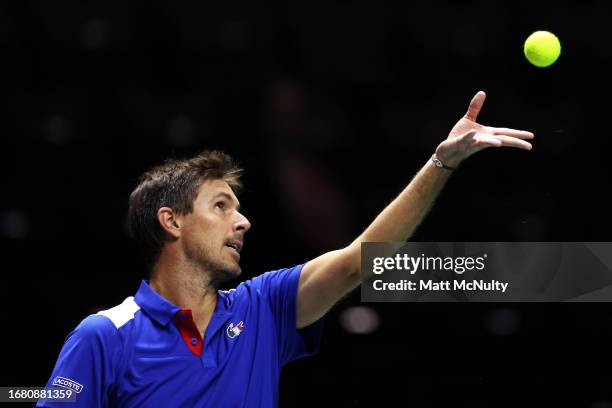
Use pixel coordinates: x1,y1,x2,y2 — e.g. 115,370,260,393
234,212,251,233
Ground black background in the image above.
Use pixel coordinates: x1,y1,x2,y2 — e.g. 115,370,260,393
2,1,612,406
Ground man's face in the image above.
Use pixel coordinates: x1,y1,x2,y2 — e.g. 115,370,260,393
179,179,251,287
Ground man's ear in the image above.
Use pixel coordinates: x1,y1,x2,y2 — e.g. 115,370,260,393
157,207,182,239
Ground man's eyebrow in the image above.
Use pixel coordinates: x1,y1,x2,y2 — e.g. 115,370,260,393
211,192,241,210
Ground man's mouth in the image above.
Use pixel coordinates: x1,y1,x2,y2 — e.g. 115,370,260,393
225,240,243,254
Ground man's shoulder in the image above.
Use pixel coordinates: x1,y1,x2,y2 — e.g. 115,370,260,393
68,297,140,343
228,264,306,295
95,296,141,330
256,264,305,285
66,315,119,350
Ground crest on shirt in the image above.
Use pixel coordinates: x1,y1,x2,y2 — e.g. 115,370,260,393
226,321,245,339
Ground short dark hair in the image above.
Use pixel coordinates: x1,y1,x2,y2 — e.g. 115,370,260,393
127,150,243,269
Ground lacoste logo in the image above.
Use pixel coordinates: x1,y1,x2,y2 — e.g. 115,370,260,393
226,321,245,339
52,376,84,393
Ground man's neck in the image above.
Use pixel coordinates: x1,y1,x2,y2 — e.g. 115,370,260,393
150,254,218,338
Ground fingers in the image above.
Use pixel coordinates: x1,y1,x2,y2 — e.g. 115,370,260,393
458,130,500,154
487,127,535,139
473,134,533,150
465,91,486,121
472,134,502,148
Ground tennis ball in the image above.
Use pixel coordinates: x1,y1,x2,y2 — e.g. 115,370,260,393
523,31,561,67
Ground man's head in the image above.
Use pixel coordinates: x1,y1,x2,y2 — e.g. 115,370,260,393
127,150,251,286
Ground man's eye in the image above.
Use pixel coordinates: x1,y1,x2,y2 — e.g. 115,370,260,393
215,202,225,209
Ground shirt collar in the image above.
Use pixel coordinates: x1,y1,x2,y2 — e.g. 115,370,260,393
134,280,232,327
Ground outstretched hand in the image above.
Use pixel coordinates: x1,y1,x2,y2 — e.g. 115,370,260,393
435,91,535,168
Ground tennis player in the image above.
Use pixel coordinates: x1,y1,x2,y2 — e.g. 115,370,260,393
38,91,533,407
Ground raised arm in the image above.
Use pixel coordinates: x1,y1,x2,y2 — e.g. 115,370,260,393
296,91,534,329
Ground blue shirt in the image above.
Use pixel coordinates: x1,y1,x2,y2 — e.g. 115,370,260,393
38,264,323,407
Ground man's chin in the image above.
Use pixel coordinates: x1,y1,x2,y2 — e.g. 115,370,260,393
224,258,242,276
228,265,242,278
209,263,241,288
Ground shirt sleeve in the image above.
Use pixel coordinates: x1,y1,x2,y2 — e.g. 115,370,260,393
37,314,121,408
257,264,324,366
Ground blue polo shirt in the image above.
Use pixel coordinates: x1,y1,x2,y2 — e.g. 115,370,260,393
38,264,323,407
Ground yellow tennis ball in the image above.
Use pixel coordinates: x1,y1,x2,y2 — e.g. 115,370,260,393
524,31,561,67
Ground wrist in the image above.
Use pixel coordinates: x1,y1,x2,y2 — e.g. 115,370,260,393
431,153,458,170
